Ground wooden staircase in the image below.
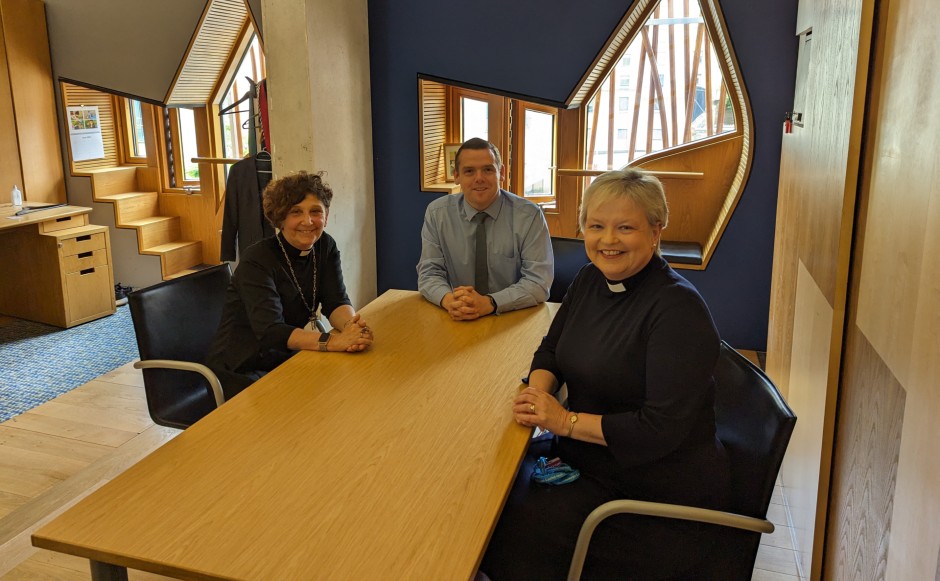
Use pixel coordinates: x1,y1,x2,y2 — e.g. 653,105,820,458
88,167,205,279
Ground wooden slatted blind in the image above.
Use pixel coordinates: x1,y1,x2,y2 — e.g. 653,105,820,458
567,0,657,108
165,0,248,106
61,82,119,173
419,79,448,187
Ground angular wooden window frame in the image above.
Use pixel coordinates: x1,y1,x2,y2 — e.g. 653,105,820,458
567,0,753,270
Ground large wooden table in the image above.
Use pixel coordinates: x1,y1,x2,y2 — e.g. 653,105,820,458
32,289,557,580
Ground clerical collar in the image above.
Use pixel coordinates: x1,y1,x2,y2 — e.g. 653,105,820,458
606,279,627,293
602,254,664,294
277,232,314,258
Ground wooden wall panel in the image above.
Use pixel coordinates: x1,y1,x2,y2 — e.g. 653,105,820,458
780,261,834,578
0,0,64,203
825,325,904,580
825,0,940,578
766,0,875,578
0,16,23,203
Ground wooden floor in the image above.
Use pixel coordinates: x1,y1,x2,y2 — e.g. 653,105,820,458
0,351,800,580
0,360,178,579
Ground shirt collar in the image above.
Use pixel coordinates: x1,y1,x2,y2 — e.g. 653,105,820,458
461,190,504,222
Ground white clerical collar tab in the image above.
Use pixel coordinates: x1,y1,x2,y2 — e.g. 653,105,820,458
299,249,311,257
606,280,626,293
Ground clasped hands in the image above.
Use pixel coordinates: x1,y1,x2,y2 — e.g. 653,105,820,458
441,286,495,321
332,313,374,352
513,386,567,434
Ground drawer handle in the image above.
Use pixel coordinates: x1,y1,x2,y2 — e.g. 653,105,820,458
78,251,93,258
76,235,92,242
80,267,95,275
56,217,72,222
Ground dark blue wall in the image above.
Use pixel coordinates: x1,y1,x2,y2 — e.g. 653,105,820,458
367,0,798,350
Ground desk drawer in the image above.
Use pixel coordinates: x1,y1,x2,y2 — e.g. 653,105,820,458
62,248,108,273
65,266,112,322
41,214,88,233
60,232,106,256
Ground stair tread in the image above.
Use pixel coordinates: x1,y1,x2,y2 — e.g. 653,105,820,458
146,240,202,252
97,192,158,201
85,167,138,174
123,216,178,226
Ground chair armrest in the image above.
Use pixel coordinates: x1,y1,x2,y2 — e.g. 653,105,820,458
567,499,774,581
133,359,225,408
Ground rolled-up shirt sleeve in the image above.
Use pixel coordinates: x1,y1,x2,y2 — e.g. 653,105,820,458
490,207,553,313
417,204,454,307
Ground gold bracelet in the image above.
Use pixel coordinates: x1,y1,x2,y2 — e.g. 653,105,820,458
566,412,579,437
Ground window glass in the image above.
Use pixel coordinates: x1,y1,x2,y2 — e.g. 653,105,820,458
221,34,265,158
128,99,146,157
585,0,736,170
461,97,489,142
177,107,200,183
522,109,554,197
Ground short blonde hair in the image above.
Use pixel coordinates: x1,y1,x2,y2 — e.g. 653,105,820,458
579,169,669,252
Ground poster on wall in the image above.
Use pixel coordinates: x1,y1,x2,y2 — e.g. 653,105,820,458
67,106,105,161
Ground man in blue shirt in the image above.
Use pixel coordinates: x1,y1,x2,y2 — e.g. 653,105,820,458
418,138,553,320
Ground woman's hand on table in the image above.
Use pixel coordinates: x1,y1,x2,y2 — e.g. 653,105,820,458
513,386,568,434
331,313,374,352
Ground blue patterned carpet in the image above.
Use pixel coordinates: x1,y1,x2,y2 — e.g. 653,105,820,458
0,306,138,423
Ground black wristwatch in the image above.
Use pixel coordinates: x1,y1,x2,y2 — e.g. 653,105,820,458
318,332,331,352
487,294,498,315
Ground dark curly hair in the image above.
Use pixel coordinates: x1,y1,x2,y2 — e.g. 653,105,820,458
262,171,334,228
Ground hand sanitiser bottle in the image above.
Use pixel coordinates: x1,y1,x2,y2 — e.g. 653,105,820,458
10,185,22,207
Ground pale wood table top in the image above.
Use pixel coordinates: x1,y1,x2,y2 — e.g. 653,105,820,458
0,204,89,232
33,289,558,580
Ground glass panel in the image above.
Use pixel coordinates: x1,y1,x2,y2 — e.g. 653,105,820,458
177,107,200,183
221,34,266,159
523,109,554,197
461,97,488,142
129,99,146,157
585,0,736,170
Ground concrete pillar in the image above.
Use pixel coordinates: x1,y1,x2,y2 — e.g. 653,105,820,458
261,0,377,308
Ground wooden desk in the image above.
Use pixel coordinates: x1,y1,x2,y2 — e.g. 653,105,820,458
33,290,557,579
0,204,115,327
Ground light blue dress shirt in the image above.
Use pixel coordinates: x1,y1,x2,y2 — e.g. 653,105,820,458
417,189,554,313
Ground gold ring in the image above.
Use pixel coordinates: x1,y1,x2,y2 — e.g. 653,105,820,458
529,404,536,412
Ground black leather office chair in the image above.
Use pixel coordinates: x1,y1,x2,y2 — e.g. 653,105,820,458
549,236,589,303
567,341,796,580
128,264,231,429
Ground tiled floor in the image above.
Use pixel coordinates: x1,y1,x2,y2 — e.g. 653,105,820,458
753,478,803,580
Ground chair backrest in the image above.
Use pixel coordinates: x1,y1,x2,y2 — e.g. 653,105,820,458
549,236,589,303
128,264,231,429
713,341,796,519
700,341,796,580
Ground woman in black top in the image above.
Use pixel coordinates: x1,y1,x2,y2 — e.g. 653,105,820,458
207,171,373,399
480,170,729,580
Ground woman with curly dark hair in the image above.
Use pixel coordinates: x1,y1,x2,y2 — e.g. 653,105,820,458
207,171,373,398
